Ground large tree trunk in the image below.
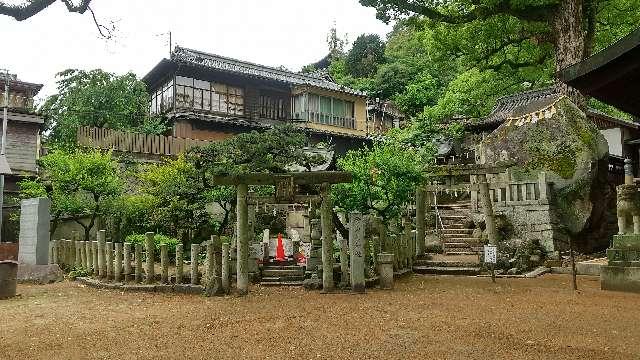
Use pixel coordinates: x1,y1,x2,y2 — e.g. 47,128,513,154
552,0,588,105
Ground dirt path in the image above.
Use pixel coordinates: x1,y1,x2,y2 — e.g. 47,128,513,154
1,274,638,359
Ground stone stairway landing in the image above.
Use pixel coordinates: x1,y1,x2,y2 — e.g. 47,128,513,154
413,254,482,276
260,262,305,286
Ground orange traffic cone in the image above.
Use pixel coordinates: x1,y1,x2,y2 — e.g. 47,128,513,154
276,233,286,262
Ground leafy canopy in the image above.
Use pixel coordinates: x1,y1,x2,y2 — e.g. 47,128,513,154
19,149,122,240
41,69,168,147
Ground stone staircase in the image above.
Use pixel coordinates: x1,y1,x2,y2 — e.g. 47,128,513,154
412,254,482,276
260,260,305,286
436,202,482,255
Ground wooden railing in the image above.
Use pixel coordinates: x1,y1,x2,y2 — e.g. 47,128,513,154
77,127,211,156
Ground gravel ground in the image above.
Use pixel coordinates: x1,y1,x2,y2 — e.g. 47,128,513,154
1,274,639,359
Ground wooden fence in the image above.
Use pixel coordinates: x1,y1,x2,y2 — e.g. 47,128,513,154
76,127,211,156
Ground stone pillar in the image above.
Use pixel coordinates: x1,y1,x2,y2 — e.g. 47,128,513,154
378,253,394,290
415,187,426,257
51,240,58,265
478,174,497,245
65,240,76,268
236,183,249,296
206,241,214,287
74,238,82,269
207,235,224,296
320,182,335,292
17,198,51,266
160,244,169,284
338,231,349,288
106,242,114,279
349,212,366,293
97,231,106,278
175,243,183,284
114,243,123,282
538,171,549,202
390,234,399,271
191,243,200,285
85,242,93,274
80,241,87,270
134,243,143,283
144,232,155,284
123,242,132,281
403,216,412,269
222,242,230,294
371,235,379,272
92,241,99,277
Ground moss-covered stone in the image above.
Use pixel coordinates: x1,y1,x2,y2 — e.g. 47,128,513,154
481,97,610,252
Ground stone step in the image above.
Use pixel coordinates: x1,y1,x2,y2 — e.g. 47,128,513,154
442,236,480,244
259,281,305,287
262,269,305,277
261,265,302,271
413,266,481,276
443,242,482,249
440,215,468,219
260,276,305,284
441,228,473,234
414,260,480,268
444,250,480,255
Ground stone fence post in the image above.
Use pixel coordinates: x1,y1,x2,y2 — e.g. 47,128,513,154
145,232,155,284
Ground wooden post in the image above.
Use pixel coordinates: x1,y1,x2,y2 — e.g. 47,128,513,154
175,243,183,284
320,182,335,292
191,243,200,285
160,244,169,284
415,187,426,257
114,243,123,282
478,174,497,283
145,232,155,284
236,183,249,296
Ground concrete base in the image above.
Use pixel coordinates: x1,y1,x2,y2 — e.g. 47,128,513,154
601,266,640,293
17,264,63,284
576,260,604,276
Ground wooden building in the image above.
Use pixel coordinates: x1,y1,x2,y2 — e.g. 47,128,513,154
0,74,45,241
142,47,371,155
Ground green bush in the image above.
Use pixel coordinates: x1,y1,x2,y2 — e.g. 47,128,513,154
125,233,180,261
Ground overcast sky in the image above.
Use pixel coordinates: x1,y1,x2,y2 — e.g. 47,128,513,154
1,0,393,103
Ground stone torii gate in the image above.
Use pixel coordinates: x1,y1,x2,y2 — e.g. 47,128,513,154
415,162,515,258
209,171,352,295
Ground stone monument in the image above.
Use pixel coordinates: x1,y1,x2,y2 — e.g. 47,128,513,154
18,198,51,265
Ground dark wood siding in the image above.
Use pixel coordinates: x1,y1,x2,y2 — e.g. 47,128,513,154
0,121,40,174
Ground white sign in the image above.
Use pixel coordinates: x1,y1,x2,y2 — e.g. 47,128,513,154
484,245,497,264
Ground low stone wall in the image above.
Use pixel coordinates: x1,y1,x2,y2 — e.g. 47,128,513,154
495,203,558,253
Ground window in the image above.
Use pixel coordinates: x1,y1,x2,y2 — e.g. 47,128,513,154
292,93,355,129
163,76,244,116
149,78,176,114
260,94,287,120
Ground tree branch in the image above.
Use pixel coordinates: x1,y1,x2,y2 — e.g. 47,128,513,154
0,0,91,21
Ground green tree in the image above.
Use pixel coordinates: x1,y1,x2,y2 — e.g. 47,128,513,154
41,69,168,147
135,155,213,241
19,149,122,241
333,140,424,224
345,34,386,78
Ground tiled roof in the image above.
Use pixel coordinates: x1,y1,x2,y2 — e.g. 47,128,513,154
172,47,366,97
480,87,560,127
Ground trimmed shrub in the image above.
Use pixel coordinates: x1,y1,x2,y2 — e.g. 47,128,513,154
125,233,180,261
